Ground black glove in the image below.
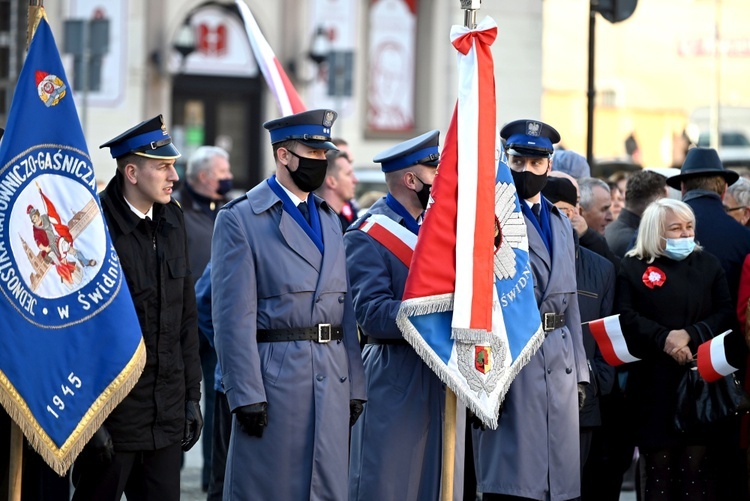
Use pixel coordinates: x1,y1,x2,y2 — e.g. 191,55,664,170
235,402,268,437
182,400,203,451
86,426,114,464
349,399,365,427
578,383,586,411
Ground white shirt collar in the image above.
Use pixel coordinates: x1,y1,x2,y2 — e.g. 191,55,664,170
277,179,305,206
123,197,154,220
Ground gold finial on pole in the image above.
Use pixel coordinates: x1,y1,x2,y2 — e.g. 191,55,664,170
27,0,45,49
460,0,482,29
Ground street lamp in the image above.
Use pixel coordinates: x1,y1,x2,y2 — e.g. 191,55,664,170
173,18,197,71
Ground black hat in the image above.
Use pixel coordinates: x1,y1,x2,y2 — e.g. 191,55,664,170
666,147,739,189
263,109,338,150
373,130,440,173
542,177,578,206
500,119,560,158
100,115,180,159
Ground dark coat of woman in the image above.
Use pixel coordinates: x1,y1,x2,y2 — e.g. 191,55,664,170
617,250,734,448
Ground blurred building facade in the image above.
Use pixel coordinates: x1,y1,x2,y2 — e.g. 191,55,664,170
1,0,749,187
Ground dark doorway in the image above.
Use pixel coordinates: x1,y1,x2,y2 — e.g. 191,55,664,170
171,75,263,191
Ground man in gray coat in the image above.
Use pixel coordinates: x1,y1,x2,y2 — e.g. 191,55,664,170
346,130,449,500
211,109,366,501
472,120,589,501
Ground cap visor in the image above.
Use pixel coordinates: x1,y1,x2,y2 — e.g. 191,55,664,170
133,143,181,160
296,139,338,151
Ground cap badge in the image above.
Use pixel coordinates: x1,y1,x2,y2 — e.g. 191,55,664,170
323,110,335,128
526,121,541,137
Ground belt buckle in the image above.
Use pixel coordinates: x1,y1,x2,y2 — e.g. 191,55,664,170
318,324,332,343
543,313,555,332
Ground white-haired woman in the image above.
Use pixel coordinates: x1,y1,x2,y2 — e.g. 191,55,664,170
617,198,734,500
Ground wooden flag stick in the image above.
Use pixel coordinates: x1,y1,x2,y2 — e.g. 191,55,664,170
8,421,23,501
441,387,457,501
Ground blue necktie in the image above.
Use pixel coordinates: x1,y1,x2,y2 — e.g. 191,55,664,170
532,203,541,222
298,201,310,225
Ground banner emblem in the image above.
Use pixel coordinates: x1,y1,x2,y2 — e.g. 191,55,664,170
36,71,66,107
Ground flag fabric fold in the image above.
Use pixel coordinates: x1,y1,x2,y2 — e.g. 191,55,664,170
697,330,737,383
588,314,641,366
396,17,543,429
0,15,144,475
236,0,306,116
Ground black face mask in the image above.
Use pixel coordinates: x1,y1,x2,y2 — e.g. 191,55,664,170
285,150,328,193
413,175,432,210
217,179,233,196
511,169,548,200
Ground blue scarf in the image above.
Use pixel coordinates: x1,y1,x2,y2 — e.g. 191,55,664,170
385,193,420,235
267,176,324,253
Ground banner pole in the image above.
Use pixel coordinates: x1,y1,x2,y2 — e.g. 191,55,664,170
8,421,23,501
441,4,480,501
440,388,458,501
9,6,47,501
27,0,44,49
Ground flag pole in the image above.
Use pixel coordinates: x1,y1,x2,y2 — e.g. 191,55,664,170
8,423,22,501
26,0,44,49
10,4,45,499
442,4,480,499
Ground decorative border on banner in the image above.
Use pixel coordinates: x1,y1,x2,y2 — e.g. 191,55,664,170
0,339,146,475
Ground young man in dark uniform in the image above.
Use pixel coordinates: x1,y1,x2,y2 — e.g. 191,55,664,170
72,115,203,501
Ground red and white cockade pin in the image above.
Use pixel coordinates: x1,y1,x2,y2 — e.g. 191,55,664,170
642,266,666,289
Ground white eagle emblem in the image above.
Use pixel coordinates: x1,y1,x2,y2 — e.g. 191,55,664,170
526,121,541,137
493,181,528,280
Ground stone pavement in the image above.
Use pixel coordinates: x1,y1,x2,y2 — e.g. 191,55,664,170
179,433,205,501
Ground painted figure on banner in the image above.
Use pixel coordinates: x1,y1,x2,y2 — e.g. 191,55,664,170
25,186,97,288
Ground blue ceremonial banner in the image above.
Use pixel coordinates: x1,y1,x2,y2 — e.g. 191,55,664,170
0,15,144,475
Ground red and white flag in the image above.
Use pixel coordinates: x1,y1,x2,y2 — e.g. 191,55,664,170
697,330,738,383
236,0,306,116
396,17,544,430
588,314,641,366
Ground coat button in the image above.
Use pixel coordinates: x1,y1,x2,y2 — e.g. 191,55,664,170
563,298,567,304
316,374,325,381
340,376,347,383
316,297,322,303
547,369,552,374
338,295,345,303
566,367,572,374
562,333,566,339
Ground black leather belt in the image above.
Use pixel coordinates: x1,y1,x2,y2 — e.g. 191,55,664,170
366,336,409,346
542,313,565,332
257,324,342,343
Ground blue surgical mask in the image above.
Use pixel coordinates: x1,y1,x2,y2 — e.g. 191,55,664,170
663,236,696,261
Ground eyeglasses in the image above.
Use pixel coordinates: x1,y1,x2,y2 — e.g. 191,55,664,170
724,205,747,213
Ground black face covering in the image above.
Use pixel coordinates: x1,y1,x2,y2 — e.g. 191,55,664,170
216,179,233,196
285,150,328,193
511,169,548,200
413,175,432,210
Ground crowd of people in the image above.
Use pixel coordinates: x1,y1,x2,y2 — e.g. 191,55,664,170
3,108,750,501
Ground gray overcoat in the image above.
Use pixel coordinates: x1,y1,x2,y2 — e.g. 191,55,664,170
211,180,366,501
472,204,589,501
